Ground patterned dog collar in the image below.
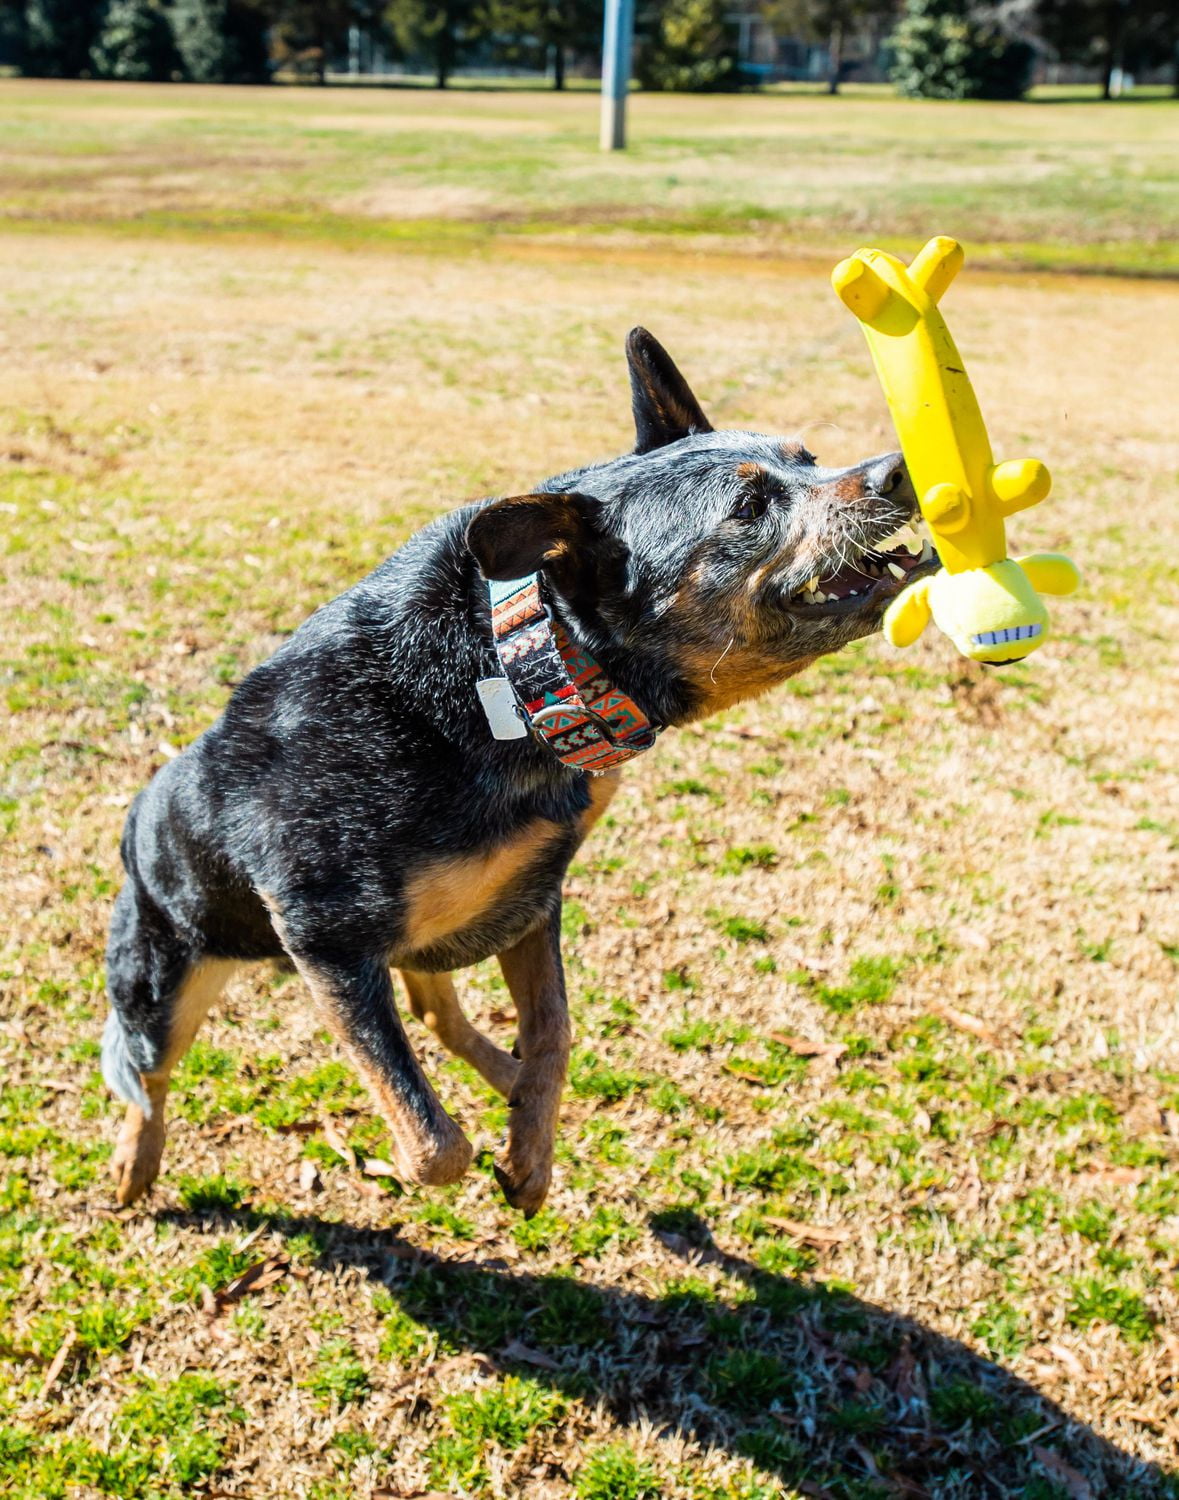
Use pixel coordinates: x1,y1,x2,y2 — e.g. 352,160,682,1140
487,574,658,773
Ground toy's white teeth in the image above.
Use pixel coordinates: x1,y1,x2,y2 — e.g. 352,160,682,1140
972,624,1043,646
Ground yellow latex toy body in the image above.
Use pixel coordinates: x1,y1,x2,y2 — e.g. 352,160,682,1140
832,236,1079,665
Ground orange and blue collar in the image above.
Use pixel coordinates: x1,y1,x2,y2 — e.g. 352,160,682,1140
488,574,658,773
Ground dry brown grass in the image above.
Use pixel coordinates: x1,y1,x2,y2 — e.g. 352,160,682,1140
1,218,1178,1498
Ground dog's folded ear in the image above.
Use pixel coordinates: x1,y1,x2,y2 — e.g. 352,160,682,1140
626,327,713,455
466,492,604,586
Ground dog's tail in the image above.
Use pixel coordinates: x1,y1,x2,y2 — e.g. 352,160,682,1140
101,1010,151,1115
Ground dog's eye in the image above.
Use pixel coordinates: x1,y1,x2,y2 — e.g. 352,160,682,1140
732,495,768,522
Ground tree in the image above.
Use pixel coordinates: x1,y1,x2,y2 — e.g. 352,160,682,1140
383,0,485,87
90,0,180,79
762,0,900,92
482,0,603,88
24,0,104,76
0,0,26,70
172,0,271,82
1033,0,1175,97
890,0,1033,97
635,0,741,90
269,0,355,82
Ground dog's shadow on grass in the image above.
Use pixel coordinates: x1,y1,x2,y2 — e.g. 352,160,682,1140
193,1203,1171,1498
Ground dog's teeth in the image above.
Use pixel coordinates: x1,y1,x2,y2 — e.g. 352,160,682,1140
887,561,906,581
813,590,828,603
807,576,820,591
920,538,934,562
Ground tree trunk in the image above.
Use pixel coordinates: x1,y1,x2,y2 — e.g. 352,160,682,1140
1102,0,1126,98
553,42,565,90
436,26,450,89
827,21,842,94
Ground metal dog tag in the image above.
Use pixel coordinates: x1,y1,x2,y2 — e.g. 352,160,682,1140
477,677,526,740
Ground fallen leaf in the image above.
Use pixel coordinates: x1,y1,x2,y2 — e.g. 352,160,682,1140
299,1158,321,1193
234,1224,267,1255
725,1065,773,1085
763,1215,850,1249
769,1032,847,1062
500,1338,560,1371
321,1122,357,1170
363,1157,400,1178
1046,1342,1087,1381
275,1120,319,1136
1081,1162,1144,1185
1033,1447,1094,1500
37,1328,75,1402
214,1256,289,1312
928,1002,998,1045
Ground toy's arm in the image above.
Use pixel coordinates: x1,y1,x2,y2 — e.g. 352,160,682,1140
1016,553,1080,596
883,576,934,648
990,459,1052,518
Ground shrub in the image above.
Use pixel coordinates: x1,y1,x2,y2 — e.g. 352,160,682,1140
636,0,740,92
172,0,271,84
890,0,1033,100
90,0,179,81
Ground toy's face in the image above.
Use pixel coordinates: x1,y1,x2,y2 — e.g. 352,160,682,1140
928,562,1048,665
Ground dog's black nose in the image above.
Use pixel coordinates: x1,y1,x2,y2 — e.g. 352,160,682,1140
865,452,908,497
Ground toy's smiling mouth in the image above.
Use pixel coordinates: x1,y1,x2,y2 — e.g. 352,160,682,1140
788,519,939,615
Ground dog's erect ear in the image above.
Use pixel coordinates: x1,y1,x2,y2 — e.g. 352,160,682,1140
466,492,602,585
626,326,713,455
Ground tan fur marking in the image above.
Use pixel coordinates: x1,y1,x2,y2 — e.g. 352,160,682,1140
736,460,763,479
679,648,817,718
402,820,563,952
495,922,570,1214
297,960,472,1186
401,969,519,1098
576,769,621,843
110,958,237,1207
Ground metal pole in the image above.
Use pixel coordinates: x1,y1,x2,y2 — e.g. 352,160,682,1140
600,0,635,151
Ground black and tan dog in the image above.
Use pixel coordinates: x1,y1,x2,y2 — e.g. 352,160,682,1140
102,329,934,1215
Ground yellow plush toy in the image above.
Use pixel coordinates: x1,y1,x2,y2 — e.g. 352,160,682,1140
832,236,1079,665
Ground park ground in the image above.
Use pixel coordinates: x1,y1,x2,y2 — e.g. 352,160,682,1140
0,79,1178,1499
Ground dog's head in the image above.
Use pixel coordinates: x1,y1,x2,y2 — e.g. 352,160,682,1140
467,329,938,723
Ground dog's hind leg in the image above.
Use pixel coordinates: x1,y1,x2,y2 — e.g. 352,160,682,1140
103,883,235,1206
293,953,472,1187
399,969,520,1099
493,909,569,1216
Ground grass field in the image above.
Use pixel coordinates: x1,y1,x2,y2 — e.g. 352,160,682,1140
1,79,1177,274
1,80,1179,1500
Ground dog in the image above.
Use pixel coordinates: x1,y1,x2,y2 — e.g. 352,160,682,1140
101,328,933,1216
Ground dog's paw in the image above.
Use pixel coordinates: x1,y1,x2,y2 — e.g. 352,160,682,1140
111,1106,165,1207
493,1150,551,1217
392,1115,473,1187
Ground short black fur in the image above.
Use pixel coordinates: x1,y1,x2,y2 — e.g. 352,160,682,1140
102,328,931,1213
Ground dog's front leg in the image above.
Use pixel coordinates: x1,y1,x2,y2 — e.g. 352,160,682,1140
293,952,472,1187
494,908,570,1215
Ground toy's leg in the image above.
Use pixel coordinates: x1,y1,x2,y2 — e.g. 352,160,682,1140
883,577,934,648
1016,553,1080,596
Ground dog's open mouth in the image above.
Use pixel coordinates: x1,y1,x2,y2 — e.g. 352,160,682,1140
789,519,938,613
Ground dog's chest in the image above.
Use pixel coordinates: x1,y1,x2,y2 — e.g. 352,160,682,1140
392,772,620,969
